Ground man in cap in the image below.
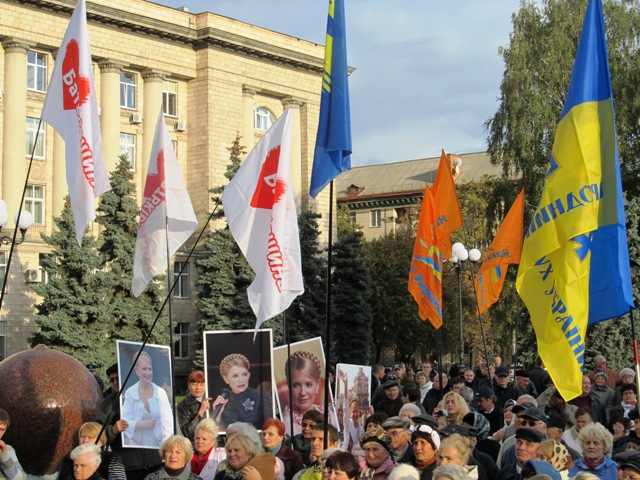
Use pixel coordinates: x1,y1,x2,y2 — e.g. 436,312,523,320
513,370,537,398
476,386,503,435
86,363,105,393
381,416,413,464
394,362,414,388
496,403,545,468
375,377,404,417
492,366,515,408
620,452,640,479
496,427,544,480
588,354,620,390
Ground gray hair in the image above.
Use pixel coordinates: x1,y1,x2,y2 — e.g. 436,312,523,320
517,395,538,406
70,443,101,467
459,386,474,404
593,355,605,365
432,464,469,480
578,422,613,456
227,422,262,451
399,404,421,416
388,464,420,480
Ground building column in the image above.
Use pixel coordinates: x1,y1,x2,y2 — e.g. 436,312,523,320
242,86,257,150
141,68,168,182
282,96,304,213
2,38,34,217
98,59,126,175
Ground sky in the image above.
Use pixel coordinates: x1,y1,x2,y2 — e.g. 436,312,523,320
152,0,524,167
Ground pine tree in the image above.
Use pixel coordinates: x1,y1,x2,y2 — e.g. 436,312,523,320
30,197,111,368
286,210,326,344
95,156,167,344
195,134,254,366
332,230,373,365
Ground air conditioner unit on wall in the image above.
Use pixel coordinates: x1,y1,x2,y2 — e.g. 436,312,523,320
174,121,187,132
129,113,143,124
26,269,43,283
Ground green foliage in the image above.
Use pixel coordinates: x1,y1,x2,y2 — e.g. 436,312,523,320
31,156,166,371
95,156,167,344
337,205,361,239
332,231,373,364
286,211,326,344
486,0,640,367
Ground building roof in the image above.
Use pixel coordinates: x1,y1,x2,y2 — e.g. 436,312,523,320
336,151,503,202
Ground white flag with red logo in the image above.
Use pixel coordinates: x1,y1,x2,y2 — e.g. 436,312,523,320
131,108,198,297
222,108,304,332
41,0,110,245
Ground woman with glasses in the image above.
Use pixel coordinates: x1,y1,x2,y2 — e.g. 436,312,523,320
410,424,440,480
567,423,617,480
177,370,211,442
290,410,323,467
324,452,360,480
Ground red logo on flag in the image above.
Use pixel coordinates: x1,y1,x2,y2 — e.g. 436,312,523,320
250,146,287,209
62,40,91,110
139,149,166,226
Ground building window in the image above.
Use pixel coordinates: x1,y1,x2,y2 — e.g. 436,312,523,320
349,212,357,225
162,80,178,117
26,117,45,159
27,50,47,92
120,71,136,109
0,321,5,361
173,261,189,298
25,185,45,224
174,322,189,358
171,140,178,159
370,210,381,228
254,107,274,131
119,133,136,170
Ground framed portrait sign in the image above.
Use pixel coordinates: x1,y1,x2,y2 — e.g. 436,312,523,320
203,329,274,433
116,340,173,449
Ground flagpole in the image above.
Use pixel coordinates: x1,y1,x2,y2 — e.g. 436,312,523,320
322,180,334,449
465,258,491,383
165,223,177,434
630,307,640,400
436,329,444,405
0,118,43,313
97,199,221,442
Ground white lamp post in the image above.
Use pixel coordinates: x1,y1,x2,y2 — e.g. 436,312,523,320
0,200,33,245
450,242,482,367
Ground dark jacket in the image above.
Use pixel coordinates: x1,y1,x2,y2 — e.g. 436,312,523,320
57,450,126,480
375,397,404,417
176,393,204,441
276,443,305,480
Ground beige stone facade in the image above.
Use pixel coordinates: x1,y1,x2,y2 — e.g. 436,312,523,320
0,0,331,381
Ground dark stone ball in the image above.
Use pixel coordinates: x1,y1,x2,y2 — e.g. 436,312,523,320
0,345,102,475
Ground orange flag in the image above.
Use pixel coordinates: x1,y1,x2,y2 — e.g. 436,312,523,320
432,150,463,259
474,189,524,315
408,184,445,329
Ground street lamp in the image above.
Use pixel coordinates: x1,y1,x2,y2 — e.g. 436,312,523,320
0,200,33,245
450,242,481,367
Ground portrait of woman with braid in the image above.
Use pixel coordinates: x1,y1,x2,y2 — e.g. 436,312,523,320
281,350,326,437
211,353,273,430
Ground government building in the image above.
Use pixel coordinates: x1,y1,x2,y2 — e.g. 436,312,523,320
0,0,331,378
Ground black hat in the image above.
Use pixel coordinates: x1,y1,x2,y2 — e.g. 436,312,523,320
515,427,544,443
519,407,548,423
393,363,402,370
621,454,640,473
440,423,475,438
476,386,494,399
512,402,536,414
410,414,439,429
629,431,640,445
515,369,530,378
382,373,399,389
495,366,509,377
86,364,97,371
545,413,566,430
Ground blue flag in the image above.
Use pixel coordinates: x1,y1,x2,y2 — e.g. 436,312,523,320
516,0,634,400
309,0,352,199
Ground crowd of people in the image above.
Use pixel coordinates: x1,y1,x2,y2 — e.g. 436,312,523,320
2,355,640,480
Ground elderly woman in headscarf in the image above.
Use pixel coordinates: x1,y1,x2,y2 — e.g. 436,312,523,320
410,424,440,480
536,439,573,479
358,427,397,480
462,412,499,462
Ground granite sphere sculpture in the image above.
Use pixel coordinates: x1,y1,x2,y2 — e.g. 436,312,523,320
0,345,102,475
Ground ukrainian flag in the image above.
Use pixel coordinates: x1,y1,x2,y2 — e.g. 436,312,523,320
516,0,634,400
309,0,352,199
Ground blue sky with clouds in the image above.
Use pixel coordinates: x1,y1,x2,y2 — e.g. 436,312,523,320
152,1,523,166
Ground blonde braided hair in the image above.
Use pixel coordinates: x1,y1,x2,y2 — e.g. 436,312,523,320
220,353,251,377
285,350,321,382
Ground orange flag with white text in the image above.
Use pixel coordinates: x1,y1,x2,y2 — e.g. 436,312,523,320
408,184,445,329
474,189,524,315
432,150,463,259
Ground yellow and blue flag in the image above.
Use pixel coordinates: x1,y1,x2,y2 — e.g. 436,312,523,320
516,0,634,400
309,0,352,199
